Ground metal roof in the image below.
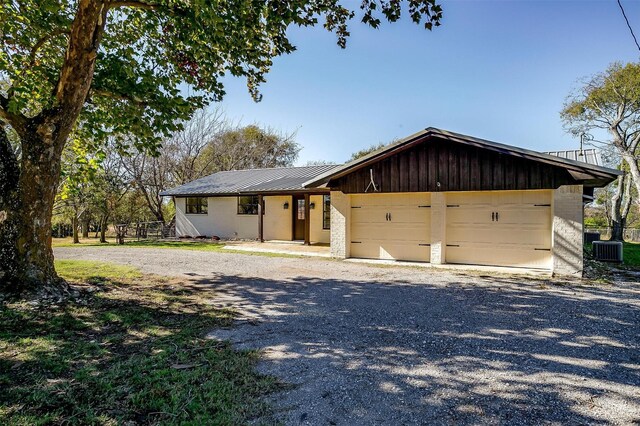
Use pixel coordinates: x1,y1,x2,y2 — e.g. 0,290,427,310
160,164,340,197
304,127,621,188
545,149,601,166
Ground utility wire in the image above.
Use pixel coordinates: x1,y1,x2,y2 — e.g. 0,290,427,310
617,0,640,53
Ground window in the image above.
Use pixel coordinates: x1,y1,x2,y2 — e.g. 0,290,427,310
322,194,330,229
186,197,208,214
238,195,260,215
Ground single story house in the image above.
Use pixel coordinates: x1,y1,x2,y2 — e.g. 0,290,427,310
160,127,620,276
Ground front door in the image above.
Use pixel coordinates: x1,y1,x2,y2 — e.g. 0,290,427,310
293,195,306,240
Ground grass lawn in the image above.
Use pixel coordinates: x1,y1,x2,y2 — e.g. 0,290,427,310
52,237,306,259
0,260,279,425
623,242,640,268
52,237,226,252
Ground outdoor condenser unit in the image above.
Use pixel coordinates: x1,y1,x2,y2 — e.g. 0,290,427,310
592,241,623,263
584,232,601,244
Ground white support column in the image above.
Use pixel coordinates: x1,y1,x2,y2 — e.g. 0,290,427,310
430,192,447,264
330,191,350,258
552,185,584,277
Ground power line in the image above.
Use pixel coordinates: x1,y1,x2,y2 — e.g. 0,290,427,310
617,0,640,53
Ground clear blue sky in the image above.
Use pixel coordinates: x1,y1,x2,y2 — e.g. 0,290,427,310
216,0,640,165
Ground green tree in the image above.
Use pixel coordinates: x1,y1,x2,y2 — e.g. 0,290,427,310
349,142,387,161
562,62,640,241
124,122,301,222
202,124,300,171
0,0,443,295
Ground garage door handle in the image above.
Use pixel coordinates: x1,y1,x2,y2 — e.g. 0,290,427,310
496,212,499,222
388,213,391,221
491,212,495,221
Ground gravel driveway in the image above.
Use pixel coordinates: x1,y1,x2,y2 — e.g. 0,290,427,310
55,247,640,425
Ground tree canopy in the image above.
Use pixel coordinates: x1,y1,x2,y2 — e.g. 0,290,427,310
0,0,443,293
562,62,640,240
1,0,443,152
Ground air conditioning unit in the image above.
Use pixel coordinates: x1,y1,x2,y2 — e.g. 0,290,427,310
584,232,601,244
592,241,623,262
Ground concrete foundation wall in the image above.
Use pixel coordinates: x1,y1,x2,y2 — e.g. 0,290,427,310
552,185,584,277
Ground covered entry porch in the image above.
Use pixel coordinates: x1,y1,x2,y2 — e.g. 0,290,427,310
256,192,330,245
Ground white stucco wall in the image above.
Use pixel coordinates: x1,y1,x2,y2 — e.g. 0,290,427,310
310,194,330,244
264,196,292,241
175,196,258,239
176,195,327,241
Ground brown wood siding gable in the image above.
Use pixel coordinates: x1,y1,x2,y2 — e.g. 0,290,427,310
330,137,576,193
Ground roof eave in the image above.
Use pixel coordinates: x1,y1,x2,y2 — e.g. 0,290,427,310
304,127,622,188
159,188,331,198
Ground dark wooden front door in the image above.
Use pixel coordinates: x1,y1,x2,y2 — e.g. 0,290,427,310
293,195,306,240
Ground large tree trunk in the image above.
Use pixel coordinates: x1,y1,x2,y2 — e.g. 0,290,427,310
72,211,80,244
99,215,109,243
81,216,90,239
0,130,22,293
0,127,68,295
622,153,640,202
609,172,630,242
611,218,626,241
0,0,108,297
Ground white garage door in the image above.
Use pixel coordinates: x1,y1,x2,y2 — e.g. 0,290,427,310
445,190,552,269
350,193,431,262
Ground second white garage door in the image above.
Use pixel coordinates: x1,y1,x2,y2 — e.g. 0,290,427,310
445,190,553,269
350,193,431,262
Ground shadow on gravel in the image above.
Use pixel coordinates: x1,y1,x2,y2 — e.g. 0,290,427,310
197,273,640,425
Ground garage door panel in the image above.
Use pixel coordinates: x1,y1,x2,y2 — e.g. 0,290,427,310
350,193,430,262
386,207,430,223
350,242,380,259
352,226,430,243
384,224,429,242
447,226,495,245
447,207,493,226
351,208,387,224
493,228,551,247
447,246,551,269
445,190,552,269
380,243,430,262
351,224,429,242
498,206,551,227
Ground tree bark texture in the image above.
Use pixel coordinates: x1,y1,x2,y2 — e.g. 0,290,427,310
609,172,632,241
73,211,80,244
0,0,107,295
99,215,109,243
81,216,90,238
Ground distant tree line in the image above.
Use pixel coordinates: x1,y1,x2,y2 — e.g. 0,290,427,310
54,108,300,243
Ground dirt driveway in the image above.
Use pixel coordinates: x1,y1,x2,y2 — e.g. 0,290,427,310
55,247,640,425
